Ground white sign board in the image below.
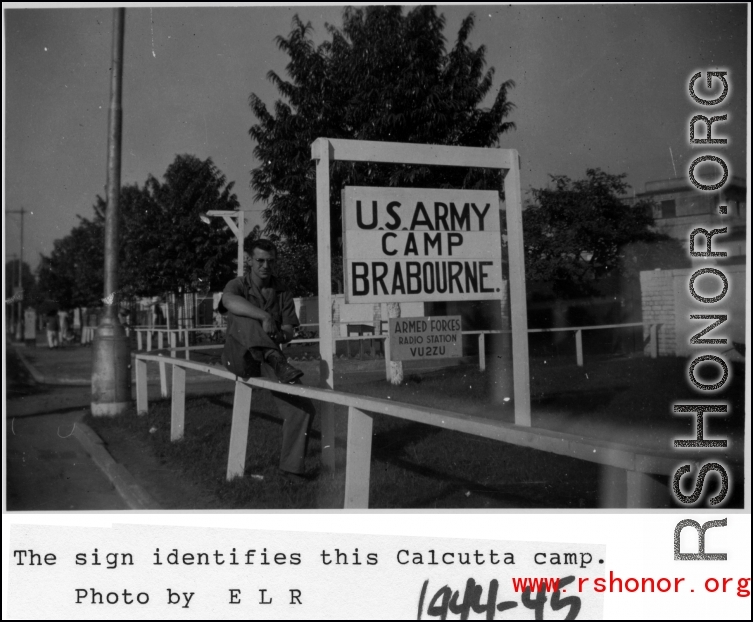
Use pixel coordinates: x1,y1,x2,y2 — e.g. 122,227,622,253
389,315,462,361
343,186,503,303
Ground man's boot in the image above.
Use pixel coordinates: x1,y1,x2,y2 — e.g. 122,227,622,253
265,349,304,384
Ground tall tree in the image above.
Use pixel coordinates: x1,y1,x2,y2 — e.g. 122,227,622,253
36,155,241,307
523,168,688,298
35,213,104,310
249,6,516,246
133,154,241,295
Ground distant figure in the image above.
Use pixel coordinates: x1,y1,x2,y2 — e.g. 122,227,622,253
153,303,165,327
24,307,37,347
45,311,60,349
72,308,82,341
58,309,70,343
149,302,164,345
119,307,131,335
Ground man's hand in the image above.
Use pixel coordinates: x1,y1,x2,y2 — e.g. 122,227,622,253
280,325,295,344
262,315,276,337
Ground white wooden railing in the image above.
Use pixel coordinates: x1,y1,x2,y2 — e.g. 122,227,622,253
132,326,219,354
135,322,658,380
135,342,687,509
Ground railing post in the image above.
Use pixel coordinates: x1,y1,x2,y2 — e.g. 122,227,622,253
478,333,486,371
158,356,169,398
135,358,148,415
158,330,164,350
170,332,177,359
147,330,153,352
575,329,584,367
384,331,392,381
625,469,665,508
136,330,143,351
317,329,338,473
649,324,658,358
344,406,373,509
184,327,190,360
171,366,186,441
226,381,253,480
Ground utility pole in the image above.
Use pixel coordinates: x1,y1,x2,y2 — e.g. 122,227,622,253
6,208,25,341
6,253,17,340
17,207,24,341
91,8,130,416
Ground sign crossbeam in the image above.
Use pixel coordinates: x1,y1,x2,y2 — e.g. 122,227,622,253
312,138,518,170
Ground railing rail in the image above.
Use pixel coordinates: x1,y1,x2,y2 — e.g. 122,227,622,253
135,340,688,510
134,321,658,376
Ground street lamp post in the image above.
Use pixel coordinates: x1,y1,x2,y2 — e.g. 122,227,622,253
91,8,130,416
200,210,247,277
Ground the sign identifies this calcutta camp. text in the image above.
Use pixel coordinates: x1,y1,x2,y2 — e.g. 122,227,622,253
389,316,462,361
343,186,503,303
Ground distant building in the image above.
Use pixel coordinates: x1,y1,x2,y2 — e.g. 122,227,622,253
630,176,747,357
629,176,747,264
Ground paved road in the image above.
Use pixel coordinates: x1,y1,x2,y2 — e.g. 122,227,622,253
5,343,127,511
6,405,129,511
4,342,442,511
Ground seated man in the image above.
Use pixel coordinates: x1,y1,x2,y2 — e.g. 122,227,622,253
218,238,314,481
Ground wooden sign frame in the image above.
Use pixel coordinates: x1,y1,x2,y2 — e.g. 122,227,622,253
311,138,531,469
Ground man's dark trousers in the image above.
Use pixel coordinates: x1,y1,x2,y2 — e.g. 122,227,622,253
222,316,315,475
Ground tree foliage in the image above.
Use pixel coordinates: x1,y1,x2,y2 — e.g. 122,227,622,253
249,6,516,246
272,240,319,299
523,169,688,298
35,214,104,310
35,155,240,309
124,155,240,295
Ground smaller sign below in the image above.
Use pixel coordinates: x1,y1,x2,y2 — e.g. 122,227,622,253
389,315,462,361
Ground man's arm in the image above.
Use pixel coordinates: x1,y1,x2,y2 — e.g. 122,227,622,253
222,292,276,336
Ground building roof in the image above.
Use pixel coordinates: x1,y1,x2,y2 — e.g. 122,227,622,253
638,176,746,197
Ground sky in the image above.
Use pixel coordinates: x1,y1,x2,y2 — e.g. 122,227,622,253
3,3,749,272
